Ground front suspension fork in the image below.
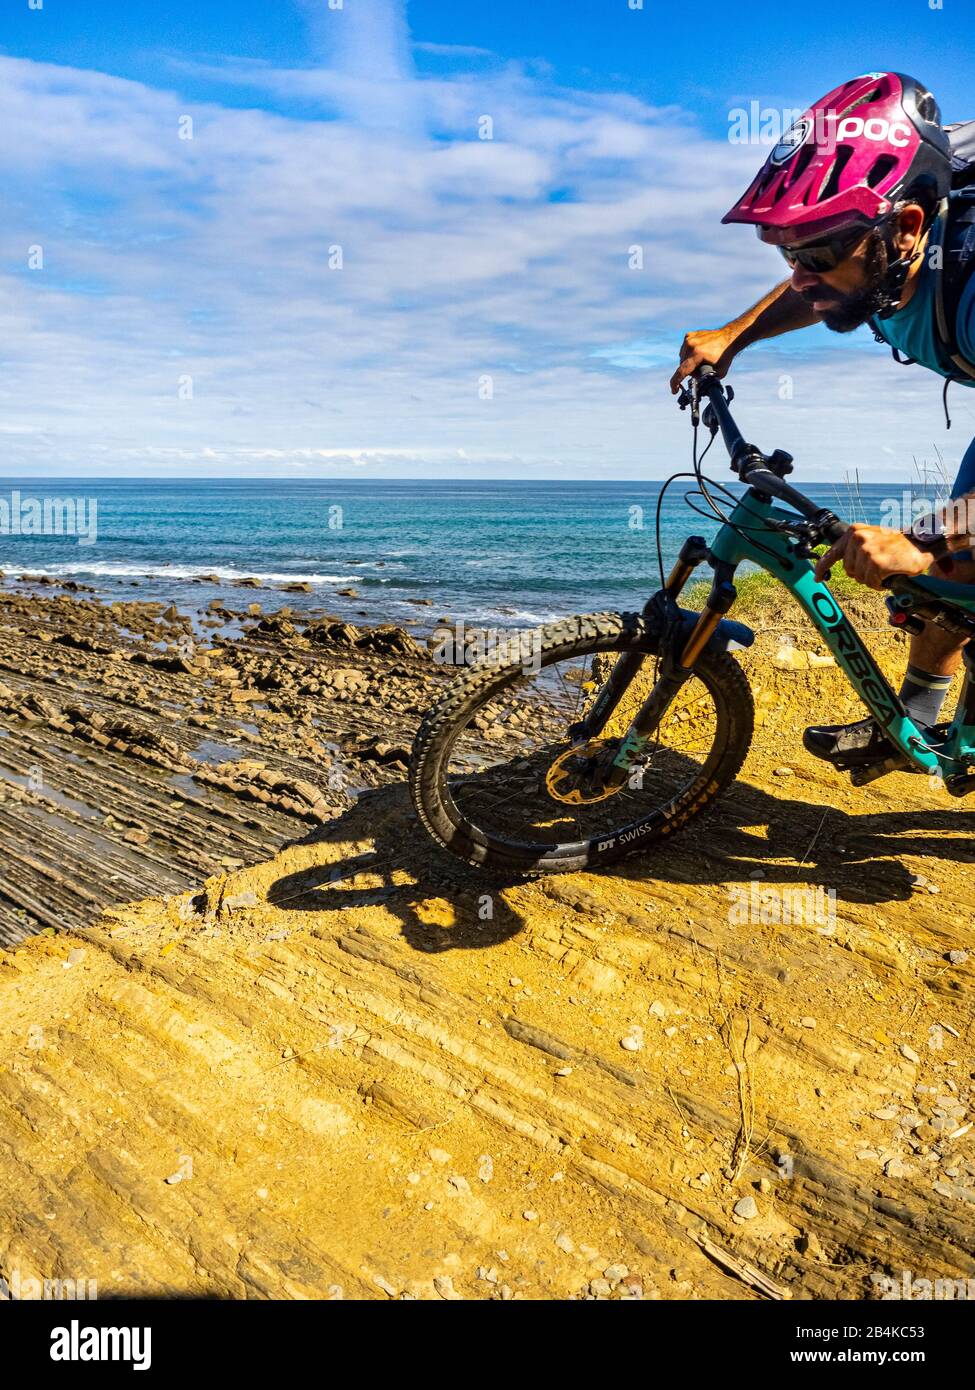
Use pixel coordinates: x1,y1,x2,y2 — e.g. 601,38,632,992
574,537,738,790
571,536,710,744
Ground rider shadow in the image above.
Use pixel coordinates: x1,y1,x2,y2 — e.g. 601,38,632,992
266,767,972,958
615,771,975,906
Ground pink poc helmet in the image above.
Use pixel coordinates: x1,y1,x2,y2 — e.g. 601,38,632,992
723,72,951,246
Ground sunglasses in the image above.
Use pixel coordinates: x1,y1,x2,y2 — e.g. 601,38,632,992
773,226,870,273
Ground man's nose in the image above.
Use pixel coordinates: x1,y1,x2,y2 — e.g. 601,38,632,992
790,265,820,293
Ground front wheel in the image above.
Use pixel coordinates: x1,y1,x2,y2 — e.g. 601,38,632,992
410,610,754,874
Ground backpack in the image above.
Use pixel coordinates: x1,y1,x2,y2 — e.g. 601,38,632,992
933,121,975,381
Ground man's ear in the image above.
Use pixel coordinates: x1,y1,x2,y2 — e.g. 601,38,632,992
891,202,926,254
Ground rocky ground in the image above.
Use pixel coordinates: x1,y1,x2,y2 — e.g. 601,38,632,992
0,576,972,1301
0,574,440,945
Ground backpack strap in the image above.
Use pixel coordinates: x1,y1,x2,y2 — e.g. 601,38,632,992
934,190,975,382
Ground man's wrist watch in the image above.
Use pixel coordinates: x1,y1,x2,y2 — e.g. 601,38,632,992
907,518,952,562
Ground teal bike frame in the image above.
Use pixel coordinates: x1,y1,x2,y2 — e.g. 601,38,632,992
595,367,975,795
710,490,975,779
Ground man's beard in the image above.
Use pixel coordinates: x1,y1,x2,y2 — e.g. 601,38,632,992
801,233,891,333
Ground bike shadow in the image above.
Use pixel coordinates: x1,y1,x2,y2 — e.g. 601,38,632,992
266,771,973,955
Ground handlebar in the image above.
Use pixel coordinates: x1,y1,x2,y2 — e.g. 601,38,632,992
680,371,954,599
677,370,960,600
695,365,747,462
686,366,848,544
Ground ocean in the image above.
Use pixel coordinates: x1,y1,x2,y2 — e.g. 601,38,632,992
0,478,936,630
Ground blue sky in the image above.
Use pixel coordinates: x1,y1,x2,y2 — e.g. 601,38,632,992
2,0,973,478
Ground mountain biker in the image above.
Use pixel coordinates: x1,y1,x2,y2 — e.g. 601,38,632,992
671,72,975,770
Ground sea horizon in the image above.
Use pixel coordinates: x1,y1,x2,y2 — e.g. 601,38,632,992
0,476,948,632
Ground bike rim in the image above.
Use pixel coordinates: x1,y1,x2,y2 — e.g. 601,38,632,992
436,645,726,860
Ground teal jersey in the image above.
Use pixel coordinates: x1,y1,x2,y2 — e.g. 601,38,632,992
870,215,975,380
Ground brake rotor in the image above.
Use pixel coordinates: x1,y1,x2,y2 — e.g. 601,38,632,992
545,738,625,805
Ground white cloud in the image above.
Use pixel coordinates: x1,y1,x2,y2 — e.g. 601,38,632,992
0,32,964,482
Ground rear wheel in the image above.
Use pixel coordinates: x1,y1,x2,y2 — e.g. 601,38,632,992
410,611,754,874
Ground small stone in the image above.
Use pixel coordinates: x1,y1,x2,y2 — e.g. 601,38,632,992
589,1277,612,1296
508,977,523,988
477,1155,494,1183
522,1209,538,1222
900,1044,921,1064
554,1066,572,1077
884,1157,912,1179
433,1275,463,1301
603,1263,629,1281
555,1233,575,1254
222,889,258,912
447,1175,471,1196
620,1027,644,1053
948,950,968,965
429,1147,451,1164
649,1001,667,1020
872,1105,900,1120
733,1196,758,1220
800,1016,817,1029
773,766,794,778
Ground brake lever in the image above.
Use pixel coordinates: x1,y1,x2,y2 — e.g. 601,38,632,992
676,380,700,427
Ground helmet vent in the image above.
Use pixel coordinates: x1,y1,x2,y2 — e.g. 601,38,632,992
837,88,881,119
866,153,898,187
752,161,781,199
817,144,855,201
917,90,939,122
785,138,818,187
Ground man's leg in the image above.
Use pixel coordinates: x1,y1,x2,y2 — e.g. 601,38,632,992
900,555,975,724
900,436,975,723
804,438,975,768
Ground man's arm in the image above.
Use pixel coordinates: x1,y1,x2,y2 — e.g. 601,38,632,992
670,280,818,393
812,492,975,591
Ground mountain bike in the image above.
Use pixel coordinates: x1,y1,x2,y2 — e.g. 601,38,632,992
410,366,975,874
